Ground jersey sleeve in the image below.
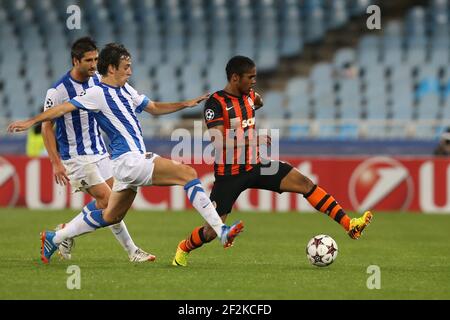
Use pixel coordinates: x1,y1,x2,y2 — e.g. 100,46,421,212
69,87,102,112
123,82,150,113
204,97,224,129
43,88,62,111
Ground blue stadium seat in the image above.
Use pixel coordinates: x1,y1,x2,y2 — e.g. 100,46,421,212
405,37,427,64
334,48,356,68
430,0,448,12
180,63,206,100
256,48,279,73
414,124,437,139
365,123,389,139
348,0,372,17
415,78,440,99
429,48,449,66
259,91,285,118
391,97,414,120
358,41,380,66
313,94,336,119
382,47,404,66
325,0,348,29
361,65,385,87
365,99,387,120
303,7,325,43
339,97,361,119
153,64,180,101
6,78,32,119
405,6,427,37
205,61,228,92
338,123,359,139
388,64,411,82
443,80,450,98
286,93,311,119
442,66,450,83
385,21,403,36
317,124,338,138
417,95,441,120
429,11,449,37
416,65,439,81
288,124,311,139
310,63,333,85
286,77,309,98
234,16,256,57
279,7,303,57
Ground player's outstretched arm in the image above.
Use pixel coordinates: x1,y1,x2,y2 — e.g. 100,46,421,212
7,102,77,133
143,93,210,115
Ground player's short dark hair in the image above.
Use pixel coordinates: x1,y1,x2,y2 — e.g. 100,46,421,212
71,37,97,64
226,56,255,81
97,43,131,76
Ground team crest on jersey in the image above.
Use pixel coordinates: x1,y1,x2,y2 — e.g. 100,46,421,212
45,98,54,108
205,109,215,121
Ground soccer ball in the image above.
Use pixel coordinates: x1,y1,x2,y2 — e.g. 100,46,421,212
306,234,338,267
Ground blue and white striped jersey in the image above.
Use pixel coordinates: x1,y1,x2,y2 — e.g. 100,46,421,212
70,82,150,159
44,71,108,160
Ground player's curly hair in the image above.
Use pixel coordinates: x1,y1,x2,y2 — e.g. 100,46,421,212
71,37,97,65
226,56,255,81
97,43,131,76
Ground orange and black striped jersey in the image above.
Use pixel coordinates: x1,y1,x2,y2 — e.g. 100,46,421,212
204,89,260,176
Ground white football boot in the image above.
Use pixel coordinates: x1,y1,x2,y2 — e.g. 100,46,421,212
55,223,75,260
129,248,156,262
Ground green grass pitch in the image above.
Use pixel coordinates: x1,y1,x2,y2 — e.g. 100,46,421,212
0,209,449,299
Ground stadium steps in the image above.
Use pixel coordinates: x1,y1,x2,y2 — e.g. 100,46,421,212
257,0,429,93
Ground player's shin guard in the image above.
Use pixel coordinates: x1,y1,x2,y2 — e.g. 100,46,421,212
180,226,210,253
184,179,224,237
83,209,109,229
304,185,350,231
53,200,103,244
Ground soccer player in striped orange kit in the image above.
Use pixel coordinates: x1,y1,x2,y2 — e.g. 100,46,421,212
172,56,373,266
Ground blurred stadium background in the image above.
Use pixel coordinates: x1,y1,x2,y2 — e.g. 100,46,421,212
1,0,450,144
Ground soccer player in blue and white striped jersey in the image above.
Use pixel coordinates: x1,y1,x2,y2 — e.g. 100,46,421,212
41,37,154,262
9,43,244,264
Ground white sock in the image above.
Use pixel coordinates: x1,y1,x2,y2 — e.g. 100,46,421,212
184,179,224,237
53,211,96,244
108,220,138,255
53,200,106,244
66,212,84,226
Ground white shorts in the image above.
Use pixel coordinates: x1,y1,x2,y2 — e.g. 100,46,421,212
112,151,159,192
62,155,113,193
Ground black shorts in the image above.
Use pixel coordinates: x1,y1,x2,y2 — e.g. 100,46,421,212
210,160,293,216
